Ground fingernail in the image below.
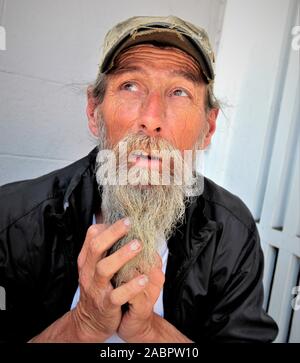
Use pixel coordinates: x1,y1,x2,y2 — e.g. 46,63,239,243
124,218,131,227
138,275,148,286
130,240,140,251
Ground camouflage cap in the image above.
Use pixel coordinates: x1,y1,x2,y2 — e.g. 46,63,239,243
99,15,215,83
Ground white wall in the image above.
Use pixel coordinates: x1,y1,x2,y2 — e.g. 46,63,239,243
0,0,225,185
205,0,299,342
205,0,299,216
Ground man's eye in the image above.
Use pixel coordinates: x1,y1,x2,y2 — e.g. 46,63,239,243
121,82,138,92
172,89,189,97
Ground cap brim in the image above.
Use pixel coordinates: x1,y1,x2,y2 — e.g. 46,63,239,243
100,29,214,82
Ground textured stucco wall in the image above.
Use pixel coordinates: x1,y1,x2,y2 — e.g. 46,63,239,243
0,0,225,185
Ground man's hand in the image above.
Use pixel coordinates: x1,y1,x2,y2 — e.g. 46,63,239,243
71,218,148,342
117,254,165,342
28,220,191,343
28,218,149,343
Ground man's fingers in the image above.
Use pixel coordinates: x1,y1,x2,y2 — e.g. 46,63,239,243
147,267,165,289
154,253,163,270
126,264,165,308
129,278,162,307
126,268,165,319
109,275,149,306
84,218,131,270
94,239,142,286
77,224,107,269
128,291,153,319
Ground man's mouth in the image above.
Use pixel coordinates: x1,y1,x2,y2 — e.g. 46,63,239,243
128,151,162,169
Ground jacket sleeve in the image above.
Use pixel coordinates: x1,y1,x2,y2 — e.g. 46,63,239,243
201,225,278,342
0,216,43,342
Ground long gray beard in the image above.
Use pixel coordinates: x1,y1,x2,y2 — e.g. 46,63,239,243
95,118,202,287
101,182,185,286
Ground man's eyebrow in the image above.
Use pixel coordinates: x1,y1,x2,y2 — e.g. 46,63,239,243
170,70,202,83
109,66,146,76
109,66,202,83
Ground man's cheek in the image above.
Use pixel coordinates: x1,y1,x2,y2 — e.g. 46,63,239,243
113,103,139,127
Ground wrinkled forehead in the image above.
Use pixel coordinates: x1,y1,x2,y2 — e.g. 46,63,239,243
107,44,206,83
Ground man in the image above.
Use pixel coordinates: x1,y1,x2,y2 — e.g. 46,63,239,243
0,16,278,342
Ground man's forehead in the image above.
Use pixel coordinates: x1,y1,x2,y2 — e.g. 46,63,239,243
108,44,204,83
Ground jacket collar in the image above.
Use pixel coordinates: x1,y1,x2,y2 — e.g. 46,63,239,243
63,147,100,210
56,147,101,256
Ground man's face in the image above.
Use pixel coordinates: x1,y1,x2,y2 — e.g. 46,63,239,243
87,44,218,286
94,44,215,152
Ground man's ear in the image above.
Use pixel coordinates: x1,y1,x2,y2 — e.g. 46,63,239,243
86,86,100,137
202,108,219,149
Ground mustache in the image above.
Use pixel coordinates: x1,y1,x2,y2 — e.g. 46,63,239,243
112,132,179,154
96,116,203,195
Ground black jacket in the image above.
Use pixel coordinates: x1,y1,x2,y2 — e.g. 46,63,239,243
0,148,278,342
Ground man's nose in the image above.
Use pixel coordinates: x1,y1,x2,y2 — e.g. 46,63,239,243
138,92,164,136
